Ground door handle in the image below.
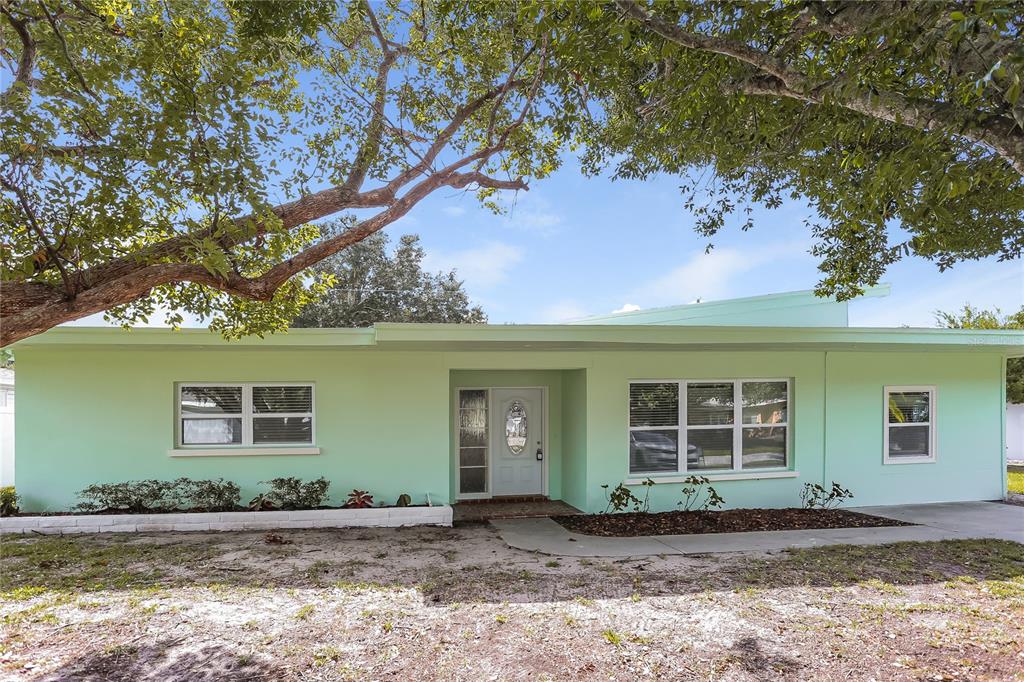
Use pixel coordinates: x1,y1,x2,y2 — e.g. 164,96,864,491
536,447,543,461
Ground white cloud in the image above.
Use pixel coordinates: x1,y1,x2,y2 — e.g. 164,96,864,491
538,300,589,323
850,261,1024,328
422,241,525,290
632,241,809,307
502,194,563,235
612,303,642,314
442,205,467,217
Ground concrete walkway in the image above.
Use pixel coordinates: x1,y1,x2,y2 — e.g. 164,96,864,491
491,501,1024,557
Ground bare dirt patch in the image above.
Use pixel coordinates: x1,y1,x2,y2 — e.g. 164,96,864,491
1,526,1022,681
554,508,910,536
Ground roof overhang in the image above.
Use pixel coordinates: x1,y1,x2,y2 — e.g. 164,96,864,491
13,324,1024,354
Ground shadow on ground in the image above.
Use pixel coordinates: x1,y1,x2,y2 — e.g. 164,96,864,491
43,641,287,681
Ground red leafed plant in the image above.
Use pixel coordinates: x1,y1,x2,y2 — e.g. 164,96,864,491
344,489,374,509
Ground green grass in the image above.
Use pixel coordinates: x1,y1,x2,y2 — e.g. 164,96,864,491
1009,471,1024,495
0,536,213,592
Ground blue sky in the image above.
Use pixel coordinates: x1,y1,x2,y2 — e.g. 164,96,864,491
398,159,1023,328
74,156,1023,330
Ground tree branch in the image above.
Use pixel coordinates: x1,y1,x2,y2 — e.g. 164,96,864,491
0,170,526,346
342,2,401,193
39,0,99,102
0,175,75,294
617,0,1024,175
1,6,37,103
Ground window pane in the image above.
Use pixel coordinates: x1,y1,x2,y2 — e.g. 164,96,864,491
459,390,487,449
180,387,242,415
688,428,733,470
888,391,930,424
742,426,787,468
253,386,312,414
687,383,734,426
459,415,487,447
460,389,486,410
889,425,930,457
253,416,312,443
460,467,486,494
182,418,242,444
629,429,678,473
629,383,679,427
460,447,486,467
742,382,787,425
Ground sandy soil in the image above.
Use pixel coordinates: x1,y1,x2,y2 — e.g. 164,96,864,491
1,523,1022,681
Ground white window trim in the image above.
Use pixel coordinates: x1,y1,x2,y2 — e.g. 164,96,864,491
883,385,936,465
627,378,792,477
625,470,800,485
174,382,316,452
168,447,320,457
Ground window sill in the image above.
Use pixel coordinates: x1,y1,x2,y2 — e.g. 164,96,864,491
168,447,320,458
625,470,799,485
883,457,936,465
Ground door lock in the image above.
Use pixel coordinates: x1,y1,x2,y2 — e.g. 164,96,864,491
536,447,543,461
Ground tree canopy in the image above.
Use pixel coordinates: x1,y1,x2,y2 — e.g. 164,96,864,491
560,1,1024,299
289,225,485,328
0,0,574,345
935,304,1023,404
3,1,1022,346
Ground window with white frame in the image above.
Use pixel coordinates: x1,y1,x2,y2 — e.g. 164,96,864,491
177,384,314,447
457,389,488,494
629,380,789,474
884,386,935,463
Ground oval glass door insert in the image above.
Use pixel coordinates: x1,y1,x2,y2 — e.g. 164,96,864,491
505,400,527,454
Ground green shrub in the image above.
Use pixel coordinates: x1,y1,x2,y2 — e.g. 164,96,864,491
75,479,179,513
800,482,853,509
181,478,240,512
259,477,330,510
678,475,725,512
0,486,20,516
600,479,655,514
74,478,241,513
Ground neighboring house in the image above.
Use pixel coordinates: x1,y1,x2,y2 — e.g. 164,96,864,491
0,368,12,487
10,287,1023,513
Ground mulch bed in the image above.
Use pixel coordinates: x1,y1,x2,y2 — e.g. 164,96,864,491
552,508,913,537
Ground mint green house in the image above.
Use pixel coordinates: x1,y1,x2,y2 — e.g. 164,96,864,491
11,287,1023,513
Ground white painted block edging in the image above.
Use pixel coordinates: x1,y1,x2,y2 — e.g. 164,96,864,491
0,506,453,535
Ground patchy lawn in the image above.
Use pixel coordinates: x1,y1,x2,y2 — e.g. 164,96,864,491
1009,471,1024,495
1,526,1022,681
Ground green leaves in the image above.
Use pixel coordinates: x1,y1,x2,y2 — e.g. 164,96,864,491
290,224,486,328
936,304,1024,403
2,0,568,341
559,0,1024,299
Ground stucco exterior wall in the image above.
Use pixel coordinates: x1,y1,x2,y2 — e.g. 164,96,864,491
1008,403,1024,460
824,352,1005,505
13,345,1008,513
15,348,451,512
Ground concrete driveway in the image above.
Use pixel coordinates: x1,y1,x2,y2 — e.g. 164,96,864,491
491,501,1023,557
853,501,1023,543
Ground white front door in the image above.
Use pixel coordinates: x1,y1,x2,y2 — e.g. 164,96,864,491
490,388,544,496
